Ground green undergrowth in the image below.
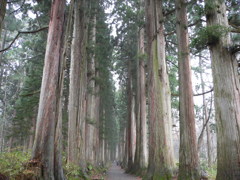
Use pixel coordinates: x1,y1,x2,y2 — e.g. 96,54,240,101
65,163,107,180
200,161,217,180
0,149,31,178
207,166,217,180
0,150,108,180
206,164,217,180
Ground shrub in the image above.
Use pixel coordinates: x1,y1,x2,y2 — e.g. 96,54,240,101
0,150,30,178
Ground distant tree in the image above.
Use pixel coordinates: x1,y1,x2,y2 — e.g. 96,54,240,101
0,0,7,39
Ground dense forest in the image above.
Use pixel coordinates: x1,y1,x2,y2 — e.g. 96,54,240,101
0,0,240,179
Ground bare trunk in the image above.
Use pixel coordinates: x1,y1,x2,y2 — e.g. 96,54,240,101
131,94,136,163
0,32,6,151
126,60,135,170
0,27,7,67
85,11,97,165
139,59,148,167
0,0,7,40
8,137,13,152
28,113,37,150
206,121,212,167
145,0,175,178
134,68,141,170
121,129,126,162
31,0,66,179
199,55,212,167
23,139,28,152
68,0,89,167
176,0,200,179
205,0,240,179
123,127,128,168
0,76,7,152
133,0,148,172
54,2,74,178
139,15,148,170
94,66,100,164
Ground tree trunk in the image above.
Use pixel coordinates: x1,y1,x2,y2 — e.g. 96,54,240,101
0,0,7,40
0,30,7,88
134,66,140,170
54,1,74,178
205,0,240,179
0,76,7,152
138,19,148,171
85,11,97,165
8,137,13,152
31,0,66,179
94,61,100,164
131,93,136,163
199,55,212,167
145,0,175,178
68,0,89,167
98,104,105,164
133,0,148,173
206,120,212,167
122,127,128,168
28,114,36,150
175,0,200,179
23,139,28,152
126,60,134,170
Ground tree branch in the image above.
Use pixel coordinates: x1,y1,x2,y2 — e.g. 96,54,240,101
171,88,214,97
230,28,240,33
9,0,25,15
194,88,214,96
163,0,197,17
229,22,240,33
20,90,40,97
197,93,213,146
0,26,48,53
165,31,176,36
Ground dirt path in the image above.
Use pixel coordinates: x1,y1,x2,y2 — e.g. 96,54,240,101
106,163,142,180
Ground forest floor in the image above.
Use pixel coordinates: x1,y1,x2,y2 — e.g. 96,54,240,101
106,163,142,180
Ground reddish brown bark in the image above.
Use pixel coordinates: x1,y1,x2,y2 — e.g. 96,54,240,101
176,0,200,179
145,0,175,179
31,0,66,179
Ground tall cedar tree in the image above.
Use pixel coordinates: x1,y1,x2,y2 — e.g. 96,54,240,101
133,0,148,172
85,2,97,164
205,0,240,179
145,0,175,179
176,0,200,179
68,0,89,167
31,0,66,179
